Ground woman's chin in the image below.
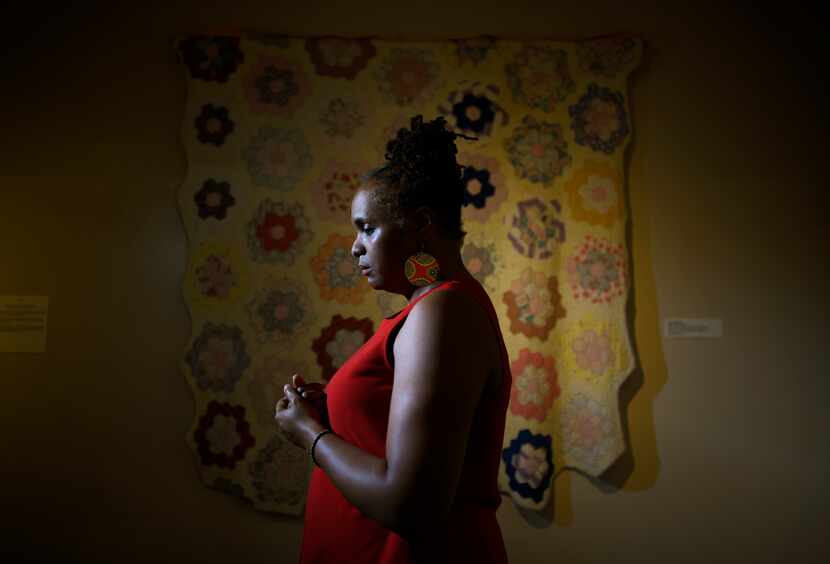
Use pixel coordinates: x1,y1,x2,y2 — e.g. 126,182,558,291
365,274,381,290
366,274,396,293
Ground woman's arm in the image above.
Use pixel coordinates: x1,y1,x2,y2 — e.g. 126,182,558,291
307,289,493,541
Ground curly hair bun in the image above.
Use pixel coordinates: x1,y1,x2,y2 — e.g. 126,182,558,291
369,115,478,240
385,115,477,183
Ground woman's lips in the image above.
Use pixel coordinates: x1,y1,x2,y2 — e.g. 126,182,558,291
359,265,371,276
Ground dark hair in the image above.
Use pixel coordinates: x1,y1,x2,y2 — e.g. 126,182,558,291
364,115,477,240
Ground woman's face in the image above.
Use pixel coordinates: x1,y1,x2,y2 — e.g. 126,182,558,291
350,187,414,294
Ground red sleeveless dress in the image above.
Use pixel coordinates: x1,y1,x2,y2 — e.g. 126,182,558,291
300,278,511,564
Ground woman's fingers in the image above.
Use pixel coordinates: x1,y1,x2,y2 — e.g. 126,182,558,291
294,380,325,398
274,397,289,416
282,383,325,403
284,383,300,399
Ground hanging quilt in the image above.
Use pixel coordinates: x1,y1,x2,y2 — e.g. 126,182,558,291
176,33,641,517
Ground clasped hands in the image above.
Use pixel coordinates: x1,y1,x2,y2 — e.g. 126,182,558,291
274,374,329,451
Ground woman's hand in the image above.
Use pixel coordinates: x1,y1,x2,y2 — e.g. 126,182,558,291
275,374,326,450
293,374,329,429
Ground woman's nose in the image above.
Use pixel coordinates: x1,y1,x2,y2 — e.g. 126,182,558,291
351,236,364,258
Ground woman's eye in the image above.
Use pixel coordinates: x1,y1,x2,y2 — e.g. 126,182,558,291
363,226,375,235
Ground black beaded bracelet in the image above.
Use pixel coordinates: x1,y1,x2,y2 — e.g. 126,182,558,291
310,429,334,467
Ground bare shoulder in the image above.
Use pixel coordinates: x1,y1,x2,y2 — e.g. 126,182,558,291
393,286,495,386
404,286,490,340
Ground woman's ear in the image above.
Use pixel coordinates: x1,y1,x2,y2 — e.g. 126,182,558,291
411,206,435,235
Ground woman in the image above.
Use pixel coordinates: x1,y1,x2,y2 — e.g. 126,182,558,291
275,115,512,564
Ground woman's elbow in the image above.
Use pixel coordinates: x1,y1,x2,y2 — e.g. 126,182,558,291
386,493,453,542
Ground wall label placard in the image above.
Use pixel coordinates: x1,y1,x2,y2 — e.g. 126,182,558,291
663,317,723,339
0,296,49,352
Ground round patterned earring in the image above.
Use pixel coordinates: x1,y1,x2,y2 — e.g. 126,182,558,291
404,245,440,287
